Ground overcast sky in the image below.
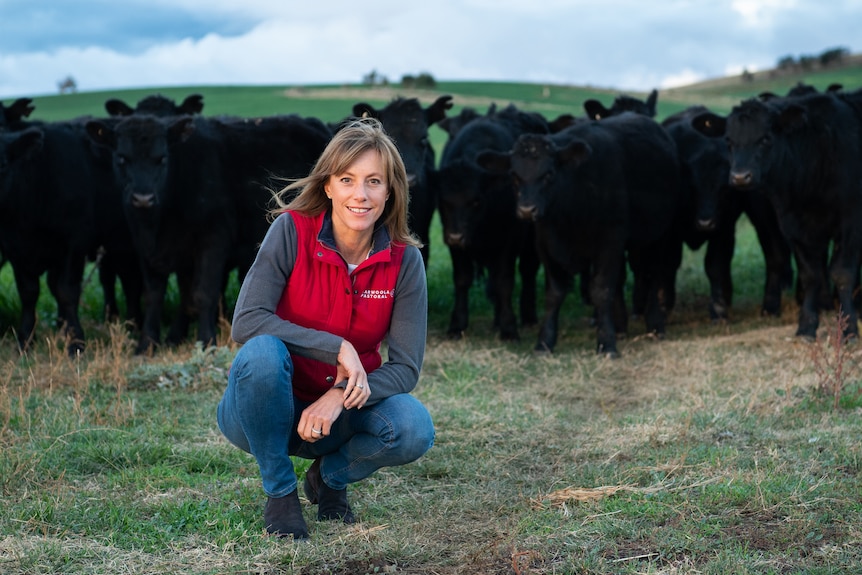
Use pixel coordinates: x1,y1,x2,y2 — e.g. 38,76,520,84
1,0,860,99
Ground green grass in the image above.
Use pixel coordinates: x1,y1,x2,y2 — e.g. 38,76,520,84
3,70,862,574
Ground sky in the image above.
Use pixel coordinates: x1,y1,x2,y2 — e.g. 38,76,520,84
1,0,860,99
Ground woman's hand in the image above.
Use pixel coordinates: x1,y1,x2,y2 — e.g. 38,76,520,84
297,388,344,442
337,339,371,410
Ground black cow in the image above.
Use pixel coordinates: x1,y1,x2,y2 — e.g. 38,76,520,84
214,114,332,285
352,95,453,266
583,89,658,120
663,106,793,320
434,104,547,341
94,93,209,332
480,113,682,357
693,93,862,341
0,121,109,354
86,114,235,353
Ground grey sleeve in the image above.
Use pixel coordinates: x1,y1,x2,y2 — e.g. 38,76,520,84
365,245,428,405
230,212,343,364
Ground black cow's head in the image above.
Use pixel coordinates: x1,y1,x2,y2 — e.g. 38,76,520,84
105,93,205,117
352,95,452,189
663,107,731,231
86,116,195,213
583,89,658,120
480,133,591,222
435,158,512,249
694,98,807,191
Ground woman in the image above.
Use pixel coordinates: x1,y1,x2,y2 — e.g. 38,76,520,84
217,118,435,539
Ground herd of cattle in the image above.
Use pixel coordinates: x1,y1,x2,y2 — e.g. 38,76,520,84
1,81,861,358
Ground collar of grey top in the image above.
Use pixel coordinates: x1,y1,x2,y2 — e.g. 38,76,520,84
316,210,391,258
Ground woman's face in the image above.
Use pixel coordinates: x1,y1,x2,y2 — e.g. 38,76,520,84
325,149,389,241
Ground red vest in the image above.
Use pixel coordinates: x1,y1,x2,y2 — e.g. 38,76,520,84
275,211,405,401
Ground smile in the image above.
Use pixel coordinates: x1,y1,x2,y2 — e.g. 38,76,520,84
348,207,372,214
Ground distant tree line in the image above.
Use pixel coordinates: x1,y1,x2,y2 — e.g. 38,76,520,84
361,69,437,89
776,46,850,72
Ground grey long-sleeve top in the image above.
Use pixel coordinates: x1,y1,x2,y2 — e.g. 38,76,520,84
231,211,428,405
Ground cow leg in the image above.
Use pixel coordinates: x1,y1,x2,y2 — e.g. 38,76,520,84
829,240,861,340
193,257,227,348
791,240,827,340
138,268,170,355
590,253,623,358
117,261,144,331
535,260,572,354
487,254,519,341
47,259,86,355
447,247,474,339
166,269,194,346
518,239,540,327
703,225,735,321
11,266,40,352
745,198,792,316
98,258,121,323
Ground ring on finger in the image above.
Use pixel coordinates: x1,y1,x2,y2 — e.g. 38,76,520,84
312,427,322,435
356,383,364,390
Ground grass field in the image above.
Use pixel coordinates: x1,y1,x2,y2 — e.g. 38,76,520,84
2,65,862,574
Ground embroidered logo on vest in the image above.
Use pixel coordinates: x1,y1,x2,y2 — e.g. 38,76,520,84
360,289,395,299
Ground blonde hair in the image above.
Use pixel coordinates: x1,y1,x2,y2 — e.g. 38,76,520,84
271,117,421,248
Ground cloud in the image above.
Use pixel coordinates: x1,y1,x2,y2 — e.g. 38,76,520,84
0,0,859,98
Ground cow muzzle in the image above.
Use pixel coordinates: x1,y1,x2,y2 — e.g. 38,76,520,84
517,205,539,221
131,193,156,209
729,171,754,189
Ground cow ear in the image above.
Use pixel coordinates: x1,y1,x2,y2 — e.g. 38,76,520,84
9,97,35,119
180,94,205,115
758,91,778,101
7,128,44,163
559,140,591,164
583,99,610,120
645,89,658,116
105,99,134,116
476,150,512,173
690,112,726,138
85,120,117,148
426,95,454,126
547,113,577,133
352,102,378,119
168,117,196,143
775,104,807,134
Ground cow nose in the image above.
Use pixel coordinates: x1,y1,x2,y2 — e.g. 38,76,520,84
517,205,538,221
445,232,465,247
131,193,155,208
697,218,716,231
730,171,753,188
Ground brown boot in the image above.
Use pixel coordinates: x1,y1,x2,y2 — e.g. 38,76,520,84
263,489,309,539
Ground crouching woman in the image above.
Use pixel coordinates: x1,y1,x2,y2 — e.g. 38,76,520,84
217,118,434,539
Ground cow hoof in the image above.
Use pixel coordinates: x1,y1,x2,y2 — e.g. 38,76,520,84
533,342,553,354
596,348,620,359
794,333,816,344
446,330,464,341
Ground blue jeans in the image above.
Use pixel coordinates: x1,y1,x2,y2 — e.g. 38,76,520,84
217,335,435,497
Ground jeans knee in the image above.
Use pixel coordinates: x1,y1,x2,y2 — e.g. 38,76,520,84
231,335,292,389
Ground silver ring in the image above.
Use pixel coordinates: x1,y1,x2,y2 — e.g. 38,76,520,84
356,384,364,390
312,428,322,435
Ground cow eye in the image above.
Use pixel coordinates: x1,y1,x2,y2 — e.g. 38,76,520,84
159,155,168,165
116,155,127,166
759,135,771,147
